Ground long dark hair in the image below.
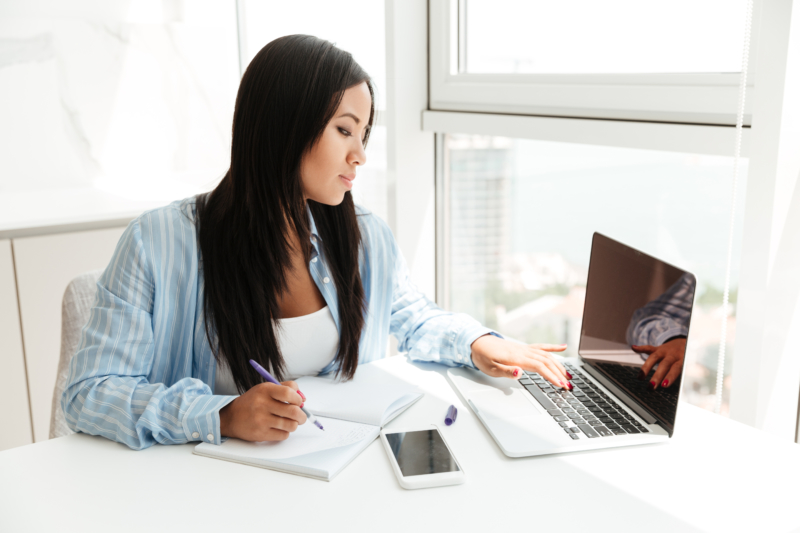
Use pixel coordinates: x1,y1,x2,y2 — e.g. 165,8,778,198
196,35,374,392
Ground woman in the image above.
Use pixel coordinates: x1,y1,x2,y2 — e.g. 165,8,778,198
62,35,570,450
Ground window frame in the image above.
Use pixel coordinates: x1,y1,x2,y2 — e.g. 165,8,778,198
422,110,751,156
429,0,760,126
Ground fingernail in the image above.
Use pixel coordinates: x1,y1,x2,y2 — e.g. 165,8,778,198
662,379,669,388
566,372,573,379
637,370,646,381
297,390,306,400
513,368,519,377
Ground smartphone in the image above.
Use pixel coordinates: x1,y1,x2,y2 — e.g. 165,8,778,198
379,425,465,489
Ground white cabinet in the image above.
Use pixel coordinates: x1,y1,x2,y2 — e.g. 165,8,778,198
12,227,126,442
0,239,32,450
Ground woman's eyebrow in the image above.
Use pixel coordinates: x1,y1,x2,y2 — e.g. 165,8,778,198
336,112,361,124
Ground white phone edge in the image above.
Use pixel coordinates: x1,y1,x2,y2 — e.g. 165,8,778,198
379,424,466,490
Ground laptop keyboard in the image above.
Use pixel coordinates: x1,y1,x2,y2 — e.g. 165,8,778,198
593,362,678,422
519,363,649,440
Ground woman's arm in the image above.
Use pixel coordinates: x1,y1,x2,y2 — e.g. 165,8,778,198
384,222,568,386
61,216,233,450
387,231,496,369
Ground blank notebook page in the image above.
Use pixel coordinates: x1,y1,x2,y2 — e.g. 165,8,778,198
295,361,420,426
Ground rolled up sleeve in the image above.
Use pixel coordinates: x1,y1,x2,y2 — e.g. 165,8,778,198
61,217,233,450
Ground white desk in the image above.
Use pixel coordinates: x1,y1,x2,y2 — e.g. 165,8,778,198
1,356,799,533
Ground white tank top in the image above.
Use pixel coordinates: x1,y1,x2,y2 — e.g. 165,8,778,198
214,306,339,396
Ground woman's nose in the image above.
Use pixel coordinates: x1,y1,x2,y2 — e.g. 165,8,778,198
348,143,367,166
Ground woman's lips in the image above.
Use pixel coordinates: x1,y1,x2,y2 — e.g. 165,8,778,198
339,174,354,190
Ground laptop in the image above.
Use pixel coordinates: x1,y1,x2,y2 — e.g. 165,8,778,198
446,232,697,457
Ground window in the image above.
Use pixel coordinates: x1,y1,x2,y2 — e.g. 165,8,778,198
464,0,747,74
429,0,755,125
441,134,746,414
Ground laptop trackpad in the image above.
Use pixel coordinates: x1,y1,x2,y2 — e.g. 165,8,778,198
448,368,543,419
469,387,542,419
469,389,566,456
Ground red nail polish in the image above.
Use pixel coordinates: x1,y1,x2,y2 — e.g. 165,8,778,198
297,390,306,400
513,369,519,377
566,372,573,379
662,379,669,388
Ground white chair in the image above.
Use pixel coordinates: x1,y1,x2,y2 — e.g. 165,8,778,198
49,270,103,439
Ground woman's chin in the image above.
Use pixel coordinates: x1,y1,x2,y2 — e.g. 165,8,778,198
308,192,347,206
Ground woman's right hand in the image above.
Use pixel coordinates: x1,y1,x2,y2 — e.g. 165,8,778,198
219,381,307,441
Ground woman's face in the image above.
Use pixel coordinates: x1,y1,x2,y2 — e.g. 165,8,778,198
300,81,371,205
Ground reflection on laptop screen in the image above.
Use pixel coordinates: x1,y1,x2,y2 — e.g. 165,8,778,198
579,233,696,435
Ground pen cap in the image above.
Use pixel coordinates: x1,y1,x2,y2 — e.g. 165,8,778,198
445,405,458,426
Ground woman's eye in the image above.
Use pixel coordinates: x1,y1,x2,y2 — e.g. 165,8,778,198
338,127,351,137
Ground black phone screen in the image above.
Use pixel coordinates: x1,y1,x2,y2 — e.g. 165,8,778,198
384,429,460,477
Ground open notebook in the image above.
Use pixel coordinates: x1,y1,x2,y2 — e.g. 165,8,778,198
193,360,423,481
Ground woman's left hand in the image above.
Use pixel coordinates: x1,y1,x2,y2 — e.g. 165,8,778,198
470,335,571,389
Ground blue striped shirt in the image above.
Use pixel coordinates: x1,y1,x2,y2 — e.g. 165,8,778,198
62,197,495,450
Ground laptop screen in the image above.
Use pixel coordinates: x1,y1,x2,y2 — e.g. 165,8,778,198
578,233,696,435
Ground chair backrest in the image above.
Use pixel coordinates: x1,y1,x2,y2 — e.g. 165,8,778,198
49,270,103,439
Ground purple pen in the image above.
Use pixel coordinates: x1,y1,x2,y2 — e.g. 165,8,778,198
445,405,458,426
249,359,325,431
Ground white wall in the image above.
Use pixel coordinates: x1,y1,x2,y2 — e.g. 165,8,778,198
731,0,800,440
0,1,238,199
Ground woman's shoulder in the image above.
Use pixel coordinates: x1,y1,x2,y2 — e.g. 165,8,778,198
137,196,198,227
354,204,400,274
355,204,394,244
121,197,200,258
131,197,198,235
99,197,200,292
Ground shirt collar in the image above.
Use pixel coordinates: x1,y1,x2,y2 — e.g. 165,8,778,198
306,204,322,246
